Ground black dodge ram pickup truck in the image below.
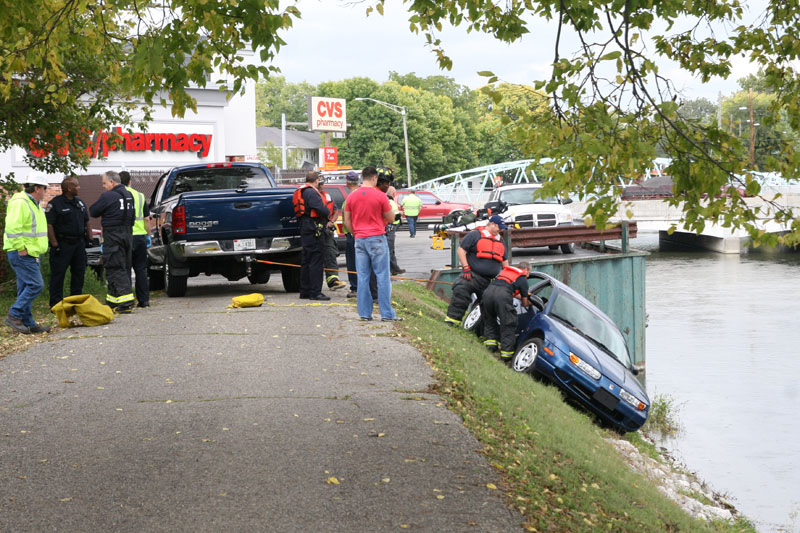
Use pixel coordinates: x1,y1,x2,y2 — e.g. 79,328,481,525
147,162,302,297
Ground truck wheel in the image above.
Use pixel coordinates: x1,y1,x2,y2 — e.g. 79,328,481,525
164,250,188,297
560,242,575,254
281,266,301,292
247,270,271,284
148,265,165,291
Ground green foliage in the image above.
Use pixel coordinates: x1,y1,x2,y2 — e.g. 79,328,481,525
0,174,22,284
643,394,682,436
257,141,303,169
255,76,316,127
378,0,800,247
0,0,299,175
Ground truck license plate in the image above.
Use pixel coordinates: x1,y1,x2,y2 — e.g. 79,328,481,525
233,238,256,251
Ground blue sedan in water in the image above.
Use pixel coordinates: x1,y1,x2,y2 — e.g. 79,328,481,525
511,272,649,432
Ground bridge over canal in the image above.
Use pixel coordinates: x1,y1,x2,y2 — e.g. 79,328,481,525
411,160,800,254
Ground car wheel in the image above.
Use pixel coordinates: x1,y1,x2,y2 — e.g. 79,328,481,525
164,249,188,297
247,269,271,284
512,337,543,374
281,265,301,292
560,242,575,254
462,301,483,336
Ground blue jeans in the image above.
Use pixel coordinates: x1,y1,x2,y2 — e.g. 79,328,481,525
7,251,44,328
407,216,418,236
355,235,395,319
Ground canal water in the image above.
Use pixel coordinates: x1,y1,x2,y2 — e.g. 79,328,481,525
636,232,800,532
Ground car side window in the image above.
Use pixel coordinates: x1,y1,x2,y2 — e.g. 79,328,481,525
151,173,168,206
327,188,345,209
419,193,438,205
530,281,553,304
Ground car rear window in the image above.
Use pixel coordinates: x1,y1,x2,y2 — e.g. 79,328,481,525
169,166,272,196
326,187,346,209
499,188,559,205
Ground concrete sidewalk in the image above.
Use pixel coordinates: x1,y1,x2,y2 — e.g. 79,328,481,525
0,277,522,532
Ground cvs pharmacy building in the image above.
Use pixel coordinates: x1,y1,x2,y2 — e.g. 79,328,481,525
0,84,258,210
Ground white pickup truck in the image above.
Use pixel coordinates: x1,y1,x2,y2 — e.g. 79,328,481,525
486,183,577,254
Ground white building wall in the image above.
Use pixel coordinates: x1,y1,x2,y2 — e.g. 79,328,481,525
223,79,257,160
0,84,255,183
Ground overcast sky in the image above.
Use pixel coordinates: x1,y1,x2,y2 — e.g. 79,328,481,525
270,0,763,103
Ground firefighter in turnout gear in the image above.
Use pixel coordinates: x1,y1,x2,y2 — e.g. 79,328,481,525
292,171,330,300
89,171,135,313
482,262,533,360
120,171,151,308
444,215,509,326
317,178,346,291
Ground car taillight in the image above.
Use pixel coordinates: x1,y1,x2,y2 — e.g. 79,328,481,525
206,163,232,168
173,205,186,234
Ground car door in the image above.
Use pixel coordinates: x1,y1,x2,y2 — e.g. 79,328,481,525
417,192,443,220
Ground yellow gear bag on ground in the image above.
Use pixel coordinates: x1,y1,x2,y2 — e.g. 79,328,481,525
228,293,264,308
51,294,115,328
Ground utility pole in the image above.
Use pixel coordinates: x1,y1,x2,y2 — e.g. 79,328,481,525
281,113,286,180
353,97,412,188
749,88,755,165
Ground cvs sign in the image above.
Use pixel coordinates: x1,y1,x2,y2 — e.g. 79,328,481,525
308,97,347,132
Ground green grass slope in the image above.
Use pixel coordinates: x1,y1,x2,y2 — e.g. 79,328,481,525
392,283,754,533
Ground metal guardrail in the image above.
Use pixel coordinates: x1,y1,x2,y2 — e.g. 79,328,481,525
446,222,638,265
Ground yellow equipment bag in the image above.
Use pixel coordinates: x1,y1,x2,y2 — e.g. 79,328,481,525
51,294,115,328
228,293,264,308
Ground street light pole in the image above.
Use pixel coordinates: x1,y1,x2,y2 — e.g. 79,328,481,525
354,97,412,188
749,88,755,165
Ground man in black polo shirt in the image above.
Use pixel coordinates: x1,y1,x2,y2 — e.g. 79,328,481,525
89,171,135,313
46,176,91,308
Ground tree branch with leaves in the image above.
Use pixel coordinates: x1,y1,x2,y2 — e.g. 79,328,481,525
376,0,800,247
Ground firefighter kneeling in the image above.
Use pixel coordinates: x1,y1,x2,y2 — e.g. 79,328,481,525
482,261,532,360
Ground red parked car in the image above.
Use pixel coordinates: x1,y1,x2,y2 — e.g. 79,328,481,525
395,190,472,224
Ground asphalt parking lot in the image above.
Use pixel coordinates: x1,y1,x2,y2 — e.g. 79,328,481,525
0,230,525,532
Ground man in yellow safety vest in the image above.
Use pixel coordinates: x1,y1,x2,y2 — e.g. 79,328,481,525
400,190,422,237
120,171,151,308
3,174,52,334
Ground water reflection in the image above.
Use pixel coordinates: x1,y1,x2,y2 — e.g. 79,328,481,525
637,232,800,531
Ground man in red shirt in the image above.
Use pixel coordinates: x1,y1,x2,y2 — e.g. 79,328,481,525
343,166,401,322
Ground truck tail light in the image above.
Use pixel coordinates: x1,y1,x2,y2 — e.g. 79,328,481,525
173,205,186,234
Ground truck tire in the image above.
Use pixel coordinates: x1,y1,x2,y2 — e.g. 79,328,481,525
148,265,165,291
560,242,575,254
247,270,271,284
164,249,188,297
281,266,301,292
